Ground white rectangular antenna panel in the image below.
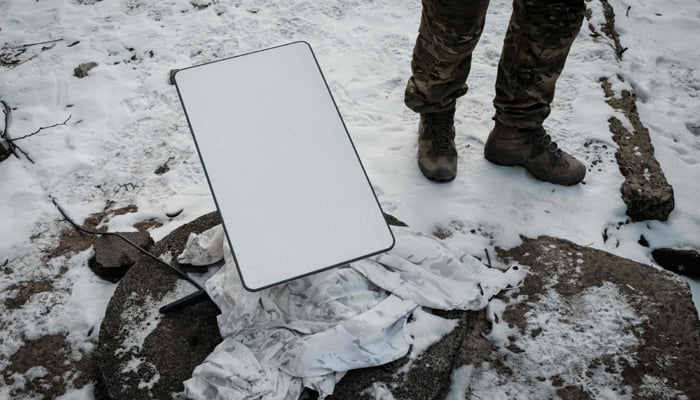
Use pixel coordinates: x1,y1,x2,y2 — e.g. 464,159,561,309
175,42,395,291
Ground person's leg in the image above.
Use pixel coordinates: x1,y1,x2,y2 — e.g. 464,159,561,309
405,0,490,182
405,0,491,114
493,0,586,128
485,0,587,185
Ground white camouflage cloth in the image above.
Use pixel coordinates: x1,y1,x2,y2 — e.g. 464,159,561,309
180,225,524,399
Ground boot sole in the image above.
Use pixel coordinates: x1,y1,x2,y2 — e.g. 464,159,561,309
419,164,456,183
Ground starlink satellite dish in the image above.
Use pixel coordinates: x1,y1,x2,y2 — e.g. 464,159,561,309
174,41,394,291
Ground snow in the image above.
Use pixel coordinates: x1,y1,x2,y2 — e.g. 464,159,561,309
479,282,647,399
1,0,699,398
405,308,459,360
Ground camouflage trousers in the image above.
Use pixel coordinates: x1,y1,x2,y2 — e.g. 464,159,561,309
405,0,586,128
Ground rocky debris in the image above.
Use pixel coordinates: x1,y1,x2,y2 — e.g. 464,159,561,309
601,77,675,221
73,61,97,78
89,231,154,282
98,211,222,400
652,248,700,277
587,1,675,222
595,0,627,60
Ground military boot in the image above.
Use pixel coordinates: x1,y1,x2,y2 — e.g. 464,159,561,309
418,109,458,182
484,121,586,186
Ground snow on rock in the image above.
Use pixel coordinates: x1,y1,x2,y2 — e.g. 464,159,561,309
447,236,700,400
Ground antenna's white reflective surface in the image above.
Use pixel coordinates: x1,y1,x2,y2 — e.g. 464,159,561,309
175,42,394,291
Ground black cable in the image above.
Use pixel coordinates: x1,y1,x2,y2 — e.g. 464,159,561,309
51,197,207,293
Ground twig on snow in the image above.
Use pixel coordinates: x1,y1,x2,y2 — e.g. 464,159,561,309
11,38,63,49
8,114,72,142
2,42,59,71
1,102,71,164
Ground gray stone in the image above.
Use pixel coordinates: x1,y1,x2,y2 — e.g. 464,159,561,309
74,61,98,78
97,214,700,399
652,247,700,277
594,1,675,222
600,79,675,222
488,236,700,398
89,231,154,282
98,211,222,400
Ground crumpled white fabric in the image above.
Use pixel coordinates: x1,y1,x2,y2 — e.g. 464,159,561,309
182,224,524,399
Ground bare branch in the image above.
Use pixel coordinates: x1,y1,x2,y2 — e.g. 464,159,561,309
1,101,61,164
13,144,35,164
11,38,63,49
9,115,72,142
0,100,10,137
1,100,19,159
115,182,144,195
2,42,59,70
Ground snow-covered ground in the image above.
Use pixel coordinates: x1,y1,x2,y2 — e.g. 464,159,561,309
1,0,698,399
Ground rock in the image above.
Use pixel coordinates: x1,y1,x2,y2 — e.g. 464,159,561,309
89,231,154,282
383,212,407,227
97,211,222,400
330,309,475,400
95,216,700,399
74,61,98,78
652,248,700,277
485,236,700,398
600,77,674,222
593,4,674,222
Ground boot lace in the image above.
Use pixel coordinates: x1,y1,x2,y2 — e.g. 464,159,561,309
431,135,454,155
424,112,456,156
528,127,563,159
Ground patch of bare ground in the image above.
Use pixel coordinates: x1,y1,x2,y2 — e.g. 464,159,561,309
3,279,54,310
0,205,157,398
133,218,163,231
1,333,105,399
